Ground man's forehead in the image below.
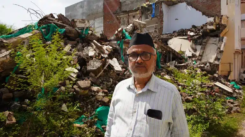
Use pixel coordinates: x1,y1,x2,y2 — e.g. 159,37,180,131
127,45,154,53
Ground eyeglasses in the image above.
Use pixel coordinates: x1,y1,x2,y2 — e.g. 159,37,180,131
126,52,156,61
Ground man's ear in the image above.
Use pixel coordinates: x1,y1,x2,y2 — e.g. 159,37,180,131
154,54,157,61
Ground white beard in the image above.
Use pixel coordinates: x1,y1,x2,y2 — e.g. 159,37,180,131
129,64,155,78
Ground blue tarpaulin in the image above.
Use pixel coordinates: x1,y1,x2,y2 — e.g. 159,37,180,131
151,3,156,18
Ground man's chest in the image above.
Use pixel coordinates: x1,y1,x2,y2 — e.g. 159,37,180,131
112,89,173,137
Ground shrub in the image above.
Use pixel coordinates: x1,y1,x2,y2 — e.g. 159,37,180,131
1,32,101,136
0,23,13,36
157,67,226,137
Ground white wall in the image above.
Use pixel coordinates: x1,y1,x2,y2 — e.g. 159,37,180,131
221,0,228,15
162,2,208,34
90,17,104,36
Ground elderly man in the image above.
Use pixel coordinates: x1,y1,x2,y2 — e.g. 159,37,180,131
105,33,189,137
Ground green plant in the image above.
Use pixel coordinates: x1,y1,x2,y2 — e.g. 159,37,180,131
157,67,226,137
178,50,184,55
0,23,13,36
0,32,103,136
14,32,74,93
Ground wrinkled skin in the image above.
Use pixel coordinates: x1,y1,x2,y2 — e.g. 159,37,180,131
127,44,157,79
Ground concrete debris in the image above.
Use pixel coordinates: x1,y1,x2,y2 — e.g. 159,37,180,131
0,11,242,132
64,44,72,52
77,80,91,89
108,58,122,72
214,82,233,94
61,103,68,112
91,86,102,92
102,97,110,104
4,111,16,125
71,19,90,29
66,67,79,73
11,102,21,111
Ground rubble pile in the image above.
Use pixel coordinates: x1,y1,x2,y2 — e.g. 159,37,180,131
0,12,243,134
0,13,143,130
155,64,243,115
158,16,228,73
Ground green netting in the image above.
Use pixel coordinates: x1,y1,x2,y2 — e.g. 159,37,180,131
230,81,241,89
193,60,197,65
34,22,39,30
117,29,132,63
226,97,236,100
156,50,161,69
39,24,65,41
0,23,65,41
122,29,131,40
5,52,22,83
0,25,35,39
118,40,125,62
74,106,109,132
80,28,89,38
95,106,110,132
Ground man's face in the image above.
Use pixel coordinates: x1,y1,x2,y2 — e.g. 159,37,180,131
127,44,157,78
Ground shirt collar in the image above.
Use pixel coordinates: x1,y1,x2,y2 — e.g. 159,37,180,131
127,74,157,92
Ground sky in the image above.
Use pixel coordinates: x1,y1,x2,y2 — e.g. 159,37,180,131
0,0,83,29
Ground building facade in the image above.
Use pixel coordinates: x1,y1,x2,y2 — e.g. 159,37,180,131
65,0,104,36
219,0,242,81
241,0,245,68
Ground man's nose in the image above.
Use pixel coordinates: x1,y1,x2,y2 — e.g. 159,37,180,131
135,55,143,63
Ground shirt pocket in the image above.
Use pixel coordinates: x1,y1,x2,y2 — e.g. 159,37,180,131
143,103,168,137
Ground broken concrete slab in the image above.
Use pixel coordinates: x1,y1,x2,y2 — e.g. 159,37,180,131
201,38,219,63
102,97,110,104
61,103,68,112
4,111,16,125
214,82,233,93
2,30,40,49
92,40,106,54
65,67,78,73
0,50,11,58
71,19,90,29
108,58,122,72
91,86,102,92
87,58,104,75
64,44,72,52
77,80,91,89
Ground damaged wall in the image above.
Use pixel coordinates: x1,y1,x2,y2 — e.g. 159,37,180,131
162,2,208,34
120,0,146,11
184,0,221,17
65,1,86,19
65,0,104,36
65,0,103,20
104,0,120,38
89,17,104,36
219,0,241,81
